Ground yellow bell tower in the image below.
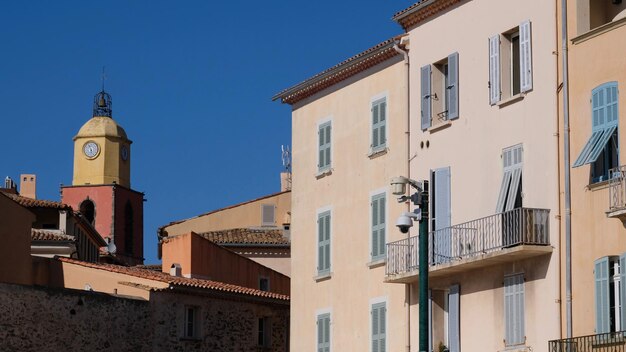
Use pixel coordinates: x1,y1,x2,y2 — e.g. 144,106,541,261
72,90,132,188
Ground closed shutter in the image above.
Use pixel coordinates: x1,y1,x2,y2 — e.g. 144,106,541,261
317,313,331,352
421,65,432,130
621,254,626,330
595,257,610,333
447,52,459,120
504,274,525,346
372,194,386,260
519,20,533,93
489,35,501,105
372,98,387,150
318,211,331,274
262,204,275,225
372,303,386,352
449,284,460,352
318,122,331,171
434,167,451,230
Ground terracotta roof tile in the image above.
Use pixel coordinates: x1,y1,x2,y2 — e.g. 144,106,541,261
392,0,462,30
3,193,71,210
57,257,289,301
273,35,406,105
195,228,289,246
31,229,75,242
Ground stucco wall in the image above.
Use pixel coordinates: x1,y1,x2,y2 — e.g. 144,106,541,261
0,195,34,285
290,55,411,352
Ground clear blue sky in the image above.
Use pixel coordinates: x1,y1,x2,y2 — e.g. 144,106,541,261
0,0,412,264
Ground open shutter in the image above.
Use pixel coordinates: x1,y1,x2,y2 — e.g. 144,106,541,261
621,254,626,330
449,284,460,352
595,257,610,333
447,52,459,120
505,168,522,212
489,35,501,105
421,65,432,130
519,20,533,93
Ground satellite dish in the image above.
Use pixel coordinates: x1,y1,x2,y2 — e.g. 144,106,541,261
107,240,117,254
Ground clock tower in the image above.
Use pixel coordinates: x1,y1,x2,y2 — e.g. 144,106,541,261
61,90,144,265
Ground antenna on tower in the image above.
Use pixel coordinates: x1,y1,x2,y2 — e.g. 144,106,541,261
101,66,107,92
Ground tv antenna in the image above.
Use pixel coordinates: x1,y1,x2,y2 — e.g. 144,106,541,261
281,145,291,172
101,66,107,91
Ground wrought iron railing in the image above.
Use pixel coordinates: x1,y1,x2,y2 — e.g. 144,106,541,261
609,166,626,212
549,331,626,351
386,207,550,276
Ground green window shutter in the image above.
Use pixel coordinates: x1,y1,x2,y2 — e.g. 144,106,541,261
595,257,610,333
318,122,332,171
489,35,501,105
372,302,386,352
317,313,330,352
447,52,459,120
372,98,387,151
519,20,532,93
371,194,386,260
421,65,432,130
318,211,331,274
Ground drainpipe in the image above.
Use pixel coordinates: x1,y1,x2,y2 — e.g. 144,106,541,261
561,0,573,339
393,40,411,352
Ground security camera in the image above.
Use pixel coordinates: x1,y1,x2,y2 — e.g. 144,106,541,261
396,211,420,234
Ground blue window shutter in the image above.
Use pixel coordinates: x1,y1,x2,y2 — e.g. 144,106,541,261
372,303,386,352
489,35,501,105
447,52,459,120
449,284,460,352
318,211,331,274
421,65,432,130
595,257,610,333
371,194,386,260
519,20,532,93
317,313,331,352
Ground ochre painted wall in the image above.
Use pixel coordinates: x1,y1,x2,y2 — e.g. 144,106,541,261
0,195,34,285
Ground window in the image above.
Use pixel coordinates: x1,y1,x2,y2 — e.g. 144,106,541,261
595,255,626,333
262,204,275,226
184,306,200,339
317,313,331,352
317,211,331,275
371,302,386,352
79,199,95,225
258,317,271,347
489,20,532,105
259,277,270,291
421,52,459,130
371,193,386,261
573,82,619,183
576,1,626,35
371,97,387,152
496,144,523,213
318,121,332,172
504,274,525,346
430,168,451,264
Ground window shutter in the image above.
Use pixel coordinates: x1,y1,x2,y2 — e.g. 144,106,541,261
621,254,626,330
318,215,324,272
262,204,275,225
505,168,522,212
519,20,533,93
421,65,432,130
595,257,610,333
317,314,330,352
434,167,451,230
504,274,524,346
318,126,325,168
325,213,331,272
325,124,332,168
372,99,387,150
372,303,386,352
447,52,459,120
324,315,330,352
372,103,380,148
489,35,501,105
449,284,460,352
318,212,331,274
372,194,386,260
380,101,386,146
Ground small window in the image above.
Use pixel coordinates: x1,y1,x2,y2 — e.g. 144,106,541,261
489,20,532,105
258,317,271,347
496,144,523,213
183,306,200,339
421,52,459,130
371,97,387,152
318,121,332,172
261,204,275,226
259,277,270,291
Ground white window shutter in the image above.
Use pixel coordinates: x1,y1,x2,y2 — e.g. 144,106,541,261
621,254,626,330
421,65,432,130
489,35,501,105
595,257,610,333
447,52,460,120
519,20,533,93
449,284,460,352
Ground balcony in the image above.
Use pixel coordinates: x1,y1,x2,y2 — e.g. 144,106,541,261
549,331,626,351
385,207,552,283
608,166,626,219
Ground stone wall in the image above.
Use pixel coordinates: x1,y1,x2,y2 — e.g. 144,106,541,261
0,283,289,352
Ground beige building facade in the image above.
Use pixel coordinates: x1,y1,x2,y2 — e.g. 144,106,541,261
551,0,626,346
275,37,411,351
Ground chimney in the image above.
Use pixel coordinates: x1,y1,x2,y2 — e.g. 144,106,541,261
280,171,291,192
19,174,36,199
2,176,17,193
170,263,182,277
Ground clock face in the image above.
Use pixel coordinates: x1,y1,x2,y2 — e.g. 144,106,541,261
121,145,129,161
83,141,100,159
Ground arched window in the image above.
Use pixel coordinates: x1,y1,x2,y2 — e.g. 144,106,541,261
124,201,134,255
80,199,95,225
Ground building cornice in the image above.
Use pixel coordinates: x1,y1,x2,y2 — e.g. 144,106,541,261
392,0,463,31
